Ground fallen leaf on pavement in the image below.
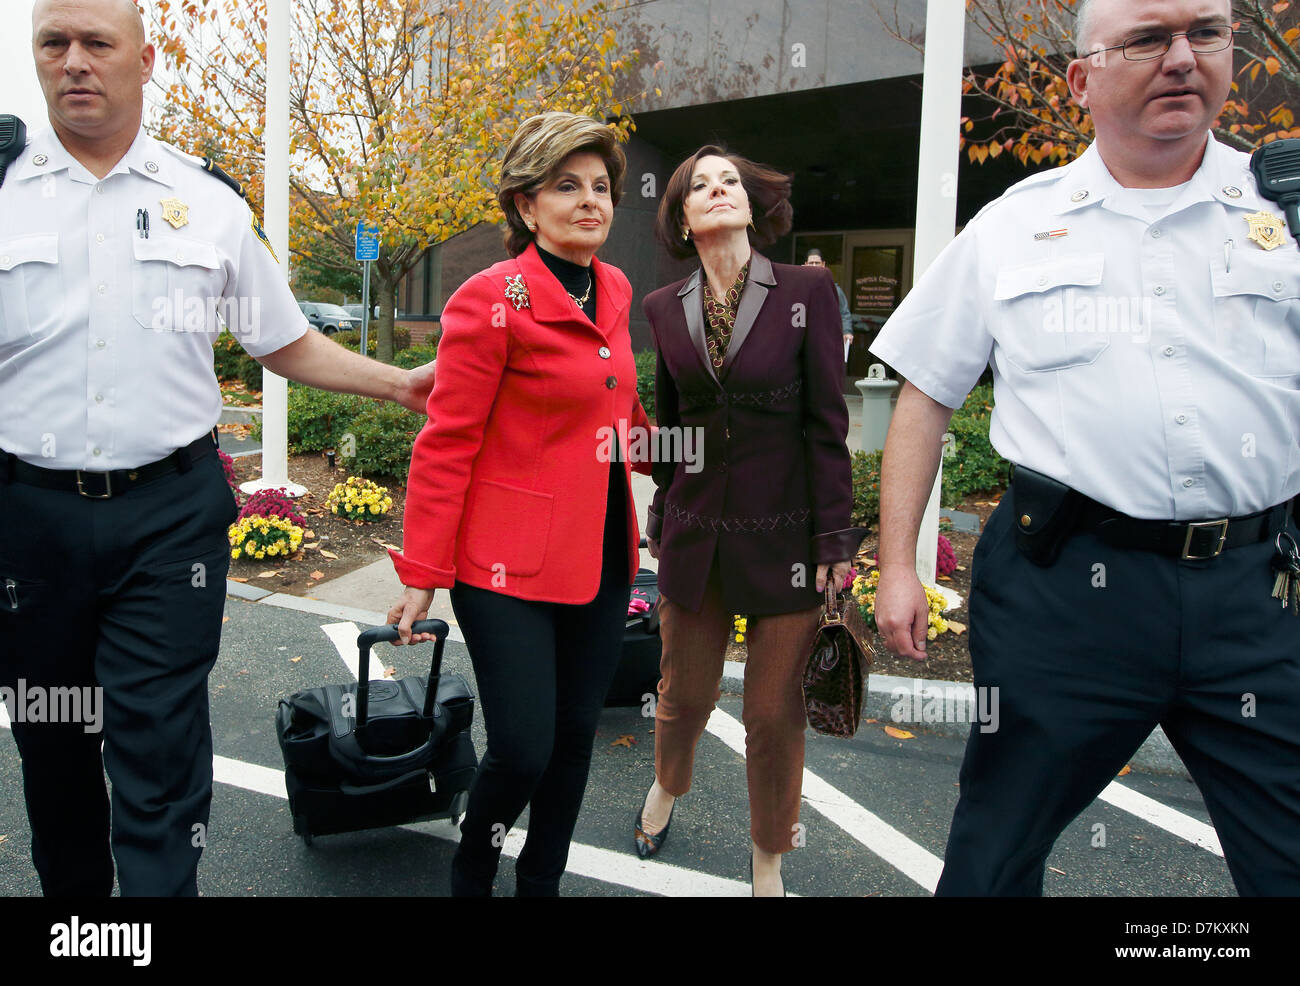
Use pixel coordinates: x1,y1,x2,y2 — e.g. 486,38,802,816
610,734,636,748
320,550,339,559
257,570,281,578
955,565,967,571
1048,866,1066,876
229,577,249,583
937,575,952,581
290,656,302,663
383,666,396,678
303,530,315,539
864,718,878,724
946,621,967,634
1117,764,1131,776
237,670,249,676
310,571,325,580
222,616,230,623
884,726,914,740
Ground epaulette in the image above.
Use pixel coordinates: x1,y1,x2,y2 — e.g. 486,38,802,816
200,157,247,201
966,158,1074,226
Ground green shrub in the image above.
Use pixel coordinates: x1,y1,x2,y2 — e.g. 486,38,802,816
250,386,366,452
851,448,883,530
340,400,426,479
940,383,1009,505
213,330,263,391
634,350,657,422
392,343,438,369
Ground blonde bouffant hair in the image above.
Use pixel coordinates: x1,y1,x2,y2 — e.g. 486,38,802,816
497,112,626,257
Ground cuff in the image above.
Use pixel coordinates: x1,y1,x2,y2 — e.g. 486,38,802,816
388,548,453,591
645,508,663,543
811,528,869,565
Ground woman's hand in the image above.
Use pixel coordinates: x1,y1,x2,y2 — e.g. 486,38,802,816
815,560,853,594
387,586,437,645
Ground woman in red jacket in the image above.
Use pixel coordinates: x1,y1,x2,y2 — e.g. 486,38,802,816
387,112,652,896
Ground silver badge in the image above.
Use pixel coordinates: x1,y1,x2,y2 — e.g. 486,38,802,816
32,154,48,166
1070,189,1089,203
1222,185,1243,199
145,161,159,174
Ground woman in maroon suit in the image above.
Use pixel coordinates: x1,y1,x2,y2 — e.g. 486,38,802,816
633,146,863,895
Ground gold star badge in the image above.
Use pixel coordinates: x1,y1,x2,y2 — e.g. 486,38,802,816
1245,210,1285,251
159,197,189,230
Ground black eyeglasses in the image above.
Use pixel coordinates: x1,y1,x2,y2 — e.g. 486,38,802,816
1092,25,1244,61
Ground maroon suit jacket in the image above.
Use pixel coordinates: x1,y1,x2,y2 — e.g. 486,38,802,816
643,251,864,615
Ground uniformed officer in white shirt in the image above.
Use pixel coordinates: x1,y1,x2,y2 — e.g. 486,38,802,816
0,0,434,896
871,0,1300,895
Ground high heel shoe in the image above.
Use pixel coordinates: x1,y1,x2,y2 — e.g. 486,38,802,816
633,801,674,858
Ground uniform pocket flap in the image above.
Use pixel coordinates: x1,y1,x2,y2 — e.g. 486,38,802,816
1211,254,1300,301
0,234,58,271
994,254,1106,301
132,236,222,270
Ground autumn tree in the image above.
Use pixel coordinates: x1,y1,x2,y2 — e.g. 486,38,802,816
148,0,640,361
878,0,1299,168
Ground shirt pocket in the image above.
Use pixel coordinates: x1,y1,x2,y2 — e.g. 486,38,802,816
0,233,60,347
1211,253,1300,378
992,253,1112,372
131,236,224,332
463,478,554,579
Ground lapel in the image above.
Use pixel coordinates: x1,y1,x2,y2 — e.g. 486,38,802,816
514,241,627,340
677,251,777,387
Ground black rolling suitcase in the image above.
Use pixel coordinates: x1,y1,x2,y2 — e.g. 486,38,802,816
275,619,477,846
605,567,663,707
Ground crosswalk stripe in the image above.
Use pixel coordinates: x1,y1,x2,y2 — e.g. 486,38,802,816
1098,781,1224,856
704,707,944,893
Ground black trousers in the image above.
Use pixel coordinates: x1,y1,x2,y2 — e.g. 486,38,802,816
0,448,236,896
448,461,631,896
936,501,1300,896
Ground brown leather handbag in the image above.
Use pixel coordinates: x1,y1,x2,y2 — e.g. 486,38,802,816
803,583,873,738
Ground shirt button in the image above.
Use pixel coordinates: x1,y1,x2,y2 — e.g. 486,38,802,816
96,184,105,194
1274,281,1285,294
1163,346,1176,357
1154,285,1166,296
96,339,106,349
95,233,105,243
1182,478,1195,488
92,448,102,456
598,346,611,359
1151,228,1163,238
1175,413,1187,425
1,255,9,265
94,394,104,403
97,283,107,295
1037,274,1049,286
605,376,617,389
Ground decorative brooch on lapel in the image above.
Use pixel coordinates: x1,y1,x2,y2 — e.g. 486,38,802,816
504,273,530,310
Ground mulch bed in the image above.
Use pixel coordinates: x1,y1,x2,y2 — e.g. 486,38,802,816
223,439,407,595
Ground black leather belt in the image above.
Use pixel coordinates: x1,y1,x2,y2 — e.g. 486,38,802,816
0,430,220,499
1075,496,1294,561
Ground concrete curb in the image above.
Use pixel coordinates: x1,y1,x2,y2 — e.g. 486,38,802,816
226,581,1188,779
219,405,262,426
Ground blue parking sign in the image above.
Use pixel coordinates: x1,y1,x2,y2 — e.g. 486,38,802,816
355,223,380,262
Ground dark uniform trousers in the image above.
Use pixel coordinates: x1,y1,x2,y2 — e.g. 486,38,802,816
0,446,236,896
936,501,1300,896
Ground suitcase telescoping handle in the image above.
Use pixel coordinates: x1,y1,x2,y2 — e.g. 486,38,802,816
355,619,449,726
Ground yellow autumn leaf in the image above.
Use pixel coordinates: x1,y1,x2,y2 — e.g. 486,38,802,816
1117,764,1132,777
884,726,914,740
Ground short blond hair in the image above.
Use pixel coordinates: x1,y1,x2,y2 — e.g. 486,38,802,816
497,112,626,257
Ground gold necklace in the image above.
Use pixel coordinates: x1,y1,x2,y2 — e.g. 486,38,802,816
567,271,593,308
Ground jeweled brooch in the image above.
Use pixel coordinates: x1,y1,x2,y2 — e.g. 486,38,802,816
504,274,530,310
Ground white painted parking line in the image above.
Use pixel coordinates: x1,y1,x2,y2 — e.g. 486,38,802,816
319,621,387,681
0,702,9,730
256,594,465,643
211,751,752,895
1099,781,1223,857
705,707,944,893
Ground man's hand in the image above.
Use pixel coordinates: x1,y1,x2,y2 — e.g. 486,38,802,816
395,360,435,415
874,566,931,662
387,585,437,645
815,560,853,594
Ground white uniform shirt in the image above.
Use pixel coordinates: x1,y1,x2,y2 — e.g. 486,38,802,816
0,126,307,470
871,134,1300,520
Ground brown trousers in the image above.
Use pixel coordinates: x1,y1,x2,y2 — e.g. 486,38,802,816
653,564,822,854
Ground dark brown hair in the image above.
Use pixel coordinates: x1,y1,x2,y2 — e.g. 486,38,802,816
655,145,793,260
497,112,627,257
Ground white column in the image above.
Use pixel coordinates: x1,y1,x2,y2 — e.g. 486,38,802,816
242,0,305,496
909,0,966,585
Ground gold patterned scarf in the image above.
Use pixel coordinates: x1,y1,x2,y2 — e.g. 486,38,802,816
702,260,750,372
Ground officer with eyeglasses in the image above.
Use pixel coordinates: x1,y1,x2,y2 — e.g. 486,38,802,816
871,0,1300,896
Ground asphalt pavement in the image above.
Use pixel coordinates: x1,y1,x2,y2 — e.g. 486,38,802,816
0,588,1236,897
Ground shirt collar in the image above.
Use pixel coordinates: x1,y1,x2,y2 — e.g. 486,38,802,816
11,125,175,188
1056,133,1257,218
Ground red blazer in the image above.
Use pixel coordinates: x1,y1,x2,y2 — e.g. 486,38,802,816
390,242,652,603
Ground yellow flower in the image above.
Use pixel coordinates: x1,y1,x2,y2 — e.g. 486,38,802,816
735,634,743,643
231,549,241,559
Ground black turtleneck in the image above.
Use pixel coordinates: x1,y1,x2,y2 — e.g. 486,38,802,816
536,243,597,322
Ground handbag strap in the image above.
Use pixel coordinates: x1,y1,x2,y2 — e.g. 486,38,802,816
822,581,842,624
